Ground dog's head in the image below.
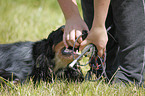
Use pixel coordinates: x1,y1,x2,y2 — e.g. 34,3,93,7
32,26,85,82
46,26,80,72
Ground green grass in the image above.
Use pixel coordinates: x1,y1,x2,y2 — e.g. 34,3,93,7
0,80,144,96
0,0,144,96
0,0,65,43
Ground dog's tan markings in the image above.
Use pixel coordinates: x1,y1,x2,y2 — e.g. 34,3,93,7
53,41,79,72
61,28,64,32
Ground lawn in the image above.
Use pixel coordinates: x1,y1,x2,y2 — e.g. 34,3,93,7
0,0,144,96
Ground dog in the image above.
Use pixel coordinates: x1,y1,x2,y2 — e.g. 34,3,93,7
0,26,84,84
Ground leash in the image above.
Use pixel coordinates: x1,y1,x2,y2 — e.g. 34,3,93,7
69,25,115,81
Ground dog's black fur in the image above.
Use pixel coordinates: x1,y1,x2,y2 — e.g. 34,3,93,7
0,26,84,83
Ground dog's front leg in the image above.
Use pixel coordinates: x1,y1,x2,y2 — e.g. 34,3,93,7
32,54,54,83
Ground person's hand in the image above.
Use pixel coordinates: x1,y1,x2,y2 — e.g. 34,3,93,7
80,26,108,57
63,16,89,48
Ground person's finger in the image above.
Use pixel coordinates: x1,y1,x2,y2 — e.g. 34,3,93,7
66,31,74,47
69,29,79,47
97,49,103,57
97,47,106,57
63,33,68,48
75,30,83,44
79,39,90,51
67,41,76,47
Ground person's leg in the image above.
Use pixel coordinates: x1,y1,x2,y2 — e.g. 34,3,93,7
81,0,94,30
111,0,145,85
105,6,120,80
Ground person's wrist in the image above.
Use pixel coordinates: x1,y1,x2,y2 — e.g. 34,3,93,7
65,14,82,22
90,25,106,34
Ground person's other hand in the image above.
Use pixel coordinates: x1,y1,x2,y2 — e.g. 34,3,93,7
80,26,108,57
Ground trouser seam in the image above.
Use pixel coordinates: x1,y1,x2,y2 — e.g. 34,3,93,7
139,46,145,85
143,0,145,13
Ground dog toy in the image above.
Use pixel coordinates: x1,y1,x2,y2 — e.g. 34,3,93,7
69,25,114,81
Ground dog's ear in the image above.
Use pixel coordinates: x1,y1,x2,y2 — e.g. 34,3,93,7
47,25,65,46
60,25,65,32
47,25,64,40
46,36,55,59
61,28,64,33
32,54,54,83
46,26,65,59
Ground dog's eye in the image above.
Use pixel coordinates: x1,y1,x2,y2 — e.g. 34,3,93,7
61,47,72,55
64,48,72,53
61,47,80,56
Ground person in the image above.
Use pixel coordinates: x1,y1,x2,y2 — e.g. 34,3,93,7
58,0,145,86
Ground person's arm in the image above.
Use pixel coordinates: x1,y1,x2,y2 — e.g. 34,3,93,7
58,0,89,48
58,0,80,20
80,0,110,57
93,0,110,28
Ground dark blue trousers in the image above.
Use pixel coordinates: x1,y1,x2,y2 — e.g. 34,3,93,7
81,0,145,85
